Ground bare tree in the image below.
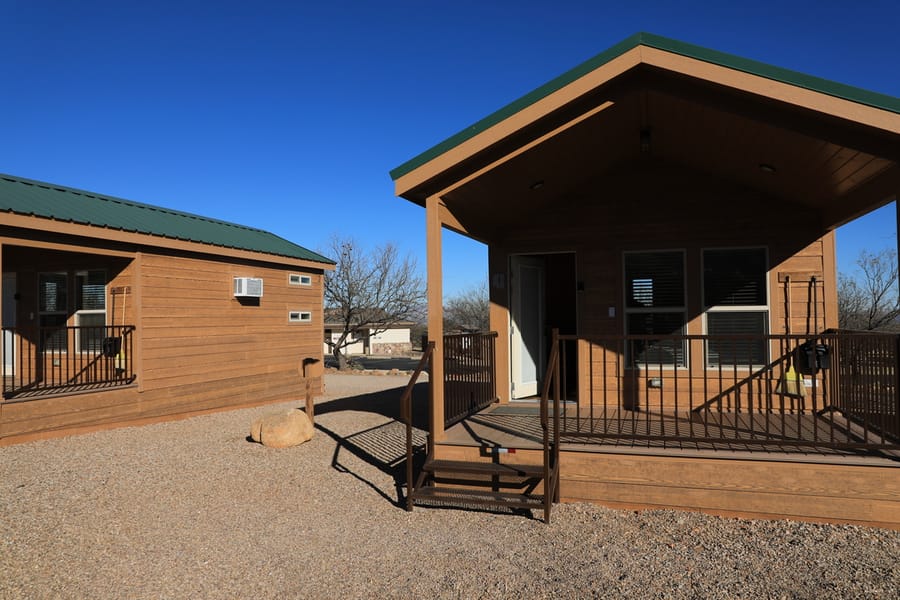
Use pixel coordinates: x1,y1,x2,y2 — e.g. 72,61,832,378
323,236,425,369
838,248,900,331
444,281,490,332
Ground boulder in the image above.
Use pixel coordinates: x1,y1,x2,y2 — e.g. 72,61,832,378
250,409,314,448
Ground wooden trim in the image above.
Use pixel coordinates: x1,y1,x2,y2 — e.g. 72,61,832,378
490,300,510,403
641,47,900,135
133,252,144,393
426,194,445,440
488,246,511,403
433,442,900,529
821,232,839,328
438,201,470,236
0,235,135,258
2,213,332,271
0,242,4,349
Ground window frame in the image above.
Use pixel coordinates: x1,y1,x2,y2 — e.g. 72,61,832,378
701,246,770,369
622,249,688,369
38,272,69,352
289,310,312,323
289,273,312,286
74,270,107,353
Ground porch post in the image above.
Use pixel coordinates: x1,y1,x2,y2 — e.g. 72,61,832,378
426,194,445,441
0,242,4,377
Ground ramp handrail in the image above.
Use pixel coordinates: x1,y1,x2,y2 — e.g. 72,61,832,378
401,341,435,511
539,329,562,509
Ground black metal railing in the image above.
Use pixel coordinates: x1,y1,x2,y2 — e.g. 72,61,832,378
401,341,435,511
829,329,899,444
2,325,136,399
443,331,498,427
543,329,899,453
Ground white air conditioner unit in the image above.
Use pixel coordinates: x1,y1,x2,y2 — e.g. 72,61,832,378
233,277,264,298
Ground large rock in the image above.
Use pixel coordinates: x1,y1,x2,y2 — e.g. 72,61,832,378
250,409,314,448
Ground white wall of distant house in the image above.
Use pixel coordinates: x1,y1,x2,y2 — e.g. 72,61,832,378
370,328,410,344
324,331,364,355
324,326,411,355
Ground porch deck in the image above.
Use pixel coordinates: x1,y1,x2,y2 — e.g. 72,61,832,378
433,403,900,527
442,403,900,464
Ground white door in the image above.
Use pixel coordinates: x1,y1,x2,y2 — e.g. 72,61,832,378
2,273,15,374
510,256,545,398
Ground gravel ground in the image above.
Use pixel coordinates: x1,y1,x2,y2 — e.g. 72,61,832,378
2,374,898,599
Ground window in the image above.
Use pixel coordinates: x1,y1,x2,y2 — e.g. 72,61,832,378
624,251,687,367
75,270,106,352
38,270,107,353
289,311,312,323
39,273,68,351
703,248,768,367
289,274,312,286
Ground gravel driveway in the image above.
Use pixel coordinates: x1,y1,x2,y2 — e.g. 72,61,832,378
2,374,898,599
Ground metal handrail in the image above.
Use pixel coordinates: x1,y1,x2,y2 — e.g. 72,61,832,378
539,329,562,513
401,341,435,511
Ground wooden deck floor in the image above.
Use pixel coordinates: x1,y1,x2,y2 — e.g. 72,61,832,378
442,403,899,462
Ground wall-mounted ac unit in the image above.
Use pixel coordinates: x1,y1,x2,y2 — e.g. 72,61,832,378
234,277,264,298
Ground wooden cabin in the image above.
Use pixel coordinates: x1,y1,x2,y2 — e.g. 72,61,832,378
0,174,334,444
392,34,900,527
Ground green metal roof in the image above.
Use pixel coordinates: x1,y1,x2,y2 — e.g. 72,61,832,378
0,174,334,265
390,32,900,181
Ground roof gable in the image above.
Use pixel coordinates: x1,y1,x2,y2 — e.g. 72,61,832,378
390,32,900,185
0,174,334,265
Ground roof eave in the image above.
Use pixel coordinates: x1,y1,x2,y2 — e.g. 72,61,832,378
391,32,900,202
2,212,336,270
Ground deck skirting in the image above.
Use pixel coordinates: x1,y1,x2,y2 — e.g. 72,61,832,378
433,443,900,529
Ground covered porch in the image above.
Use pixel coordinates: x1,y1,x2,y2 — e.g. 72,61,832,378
392,34,900,525
1,244,137,401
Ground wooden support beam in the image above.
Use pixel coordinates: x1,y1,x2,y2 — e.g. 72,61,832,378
133,252,144,393
426,194,445,441
438,201,469,236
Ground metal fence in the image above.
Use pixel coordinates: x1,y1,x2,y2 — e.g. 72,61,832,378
443,331,498,427
2,325,136,399
545,330,899,452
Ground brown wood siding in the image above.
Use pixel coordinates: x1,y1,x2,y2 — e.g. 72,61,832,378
1,232,325,444
138,253,323,389
487,163,837,408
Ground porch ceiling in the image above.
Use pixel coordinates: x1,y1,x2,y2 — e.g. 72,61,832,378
394,38,900,244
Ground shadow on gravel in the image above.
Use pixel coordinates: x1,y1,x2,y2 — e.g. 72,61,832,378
313,382,430,508
324,355,423,372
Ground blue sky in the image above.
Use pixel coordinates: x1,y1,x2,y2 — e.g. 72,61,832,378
3,0,898,295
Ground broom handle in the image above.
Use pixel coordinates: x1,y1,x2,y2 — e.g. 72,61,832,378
785,275,791,336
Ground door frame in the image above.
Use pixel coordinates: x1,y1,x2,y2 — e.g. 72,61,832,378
510,255,545,398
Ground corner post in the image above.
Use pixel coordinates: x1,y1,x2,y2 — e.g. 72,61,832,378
426,194,445,441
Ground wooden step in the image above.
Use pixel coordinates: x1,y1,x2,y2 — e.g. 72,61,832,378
422,458,545,478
